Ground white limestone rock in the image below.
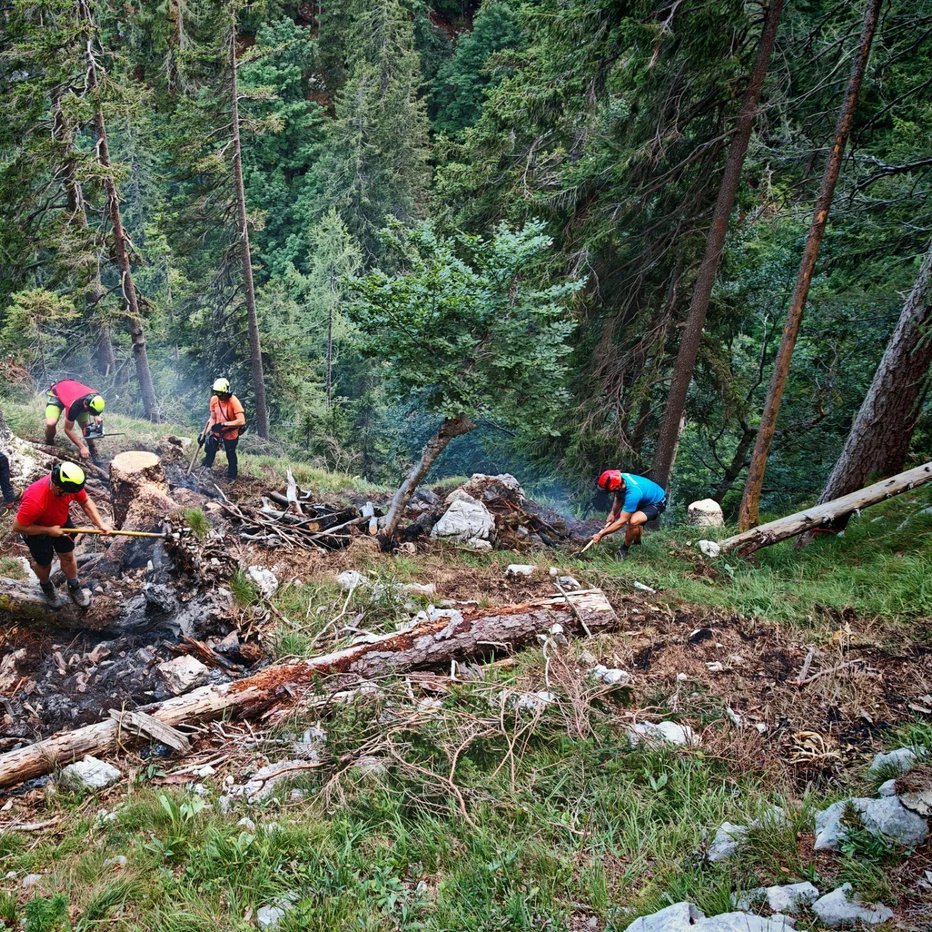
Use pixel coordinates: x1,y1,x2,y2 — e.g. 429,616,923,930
556,575,582,590
431,494,495,548
628,721,697,748
157,655,209,694
814,796,928,850
591,665,632,687
877,779,898,797
811,884,893,928
505,564,537,578
60,756,122,790
246,565,279,599
625,901,704,931
688,499,725,527
707,822,748,862
695,912,795,931
699,540,722,558
335,570,368,591
735,882,819,914
867,746,926,778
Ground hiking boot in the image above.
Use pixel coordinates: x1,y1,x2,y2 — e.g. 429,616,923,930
40,581,60,606
67,583,91,608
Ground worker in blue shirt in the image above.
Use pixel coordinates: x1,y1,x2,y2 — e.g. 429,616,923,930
590,470,667,554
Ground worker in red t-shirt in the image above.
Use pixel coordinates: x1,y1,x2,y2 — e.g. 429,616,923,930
12,463,112,607
198,378,246,480
45,378,106,459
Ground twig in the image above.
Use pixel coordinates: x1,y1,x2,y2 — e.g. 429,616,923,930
795,647,816,685
554,583,592,638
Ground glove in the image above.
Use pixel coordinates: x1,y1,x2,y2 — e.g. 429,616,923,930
197,432,206,447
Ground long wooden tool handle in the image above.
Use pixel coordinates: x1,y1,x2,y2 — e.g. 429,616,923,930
185,437,201,476
69,527,167,539
579,539,596,554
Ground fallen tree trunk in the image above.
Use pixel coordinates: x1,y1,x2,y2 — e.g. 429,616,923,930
0,589,617,788
719,461,932,557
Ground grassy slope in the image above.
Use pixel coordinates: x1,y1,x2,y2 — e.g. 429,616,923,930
1,400,930,929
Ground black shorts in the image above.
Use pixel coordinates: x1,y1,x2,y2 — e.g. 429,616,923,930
639,499,667,522
23,521,76,566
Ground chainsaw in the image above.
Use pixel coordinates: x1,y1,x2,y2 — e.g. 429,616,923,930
83,424,125,440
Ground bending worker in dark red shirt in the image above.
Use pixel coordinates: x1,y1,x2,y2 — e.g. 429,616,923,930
12,463,112,607
590,470,667,555
44,378,106,460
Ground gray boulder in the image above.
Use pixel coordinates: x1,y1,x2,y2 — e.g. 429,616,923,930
60,756,122,790
625,902,704,931
688,499,725,528
707,822,748,862
629,721,696,747
695,912,795,931
246,565,279,599
431,494,495,548
157,655,209,694
877,779,897,797
811,884,893,928
814,796,928,850
735,882,819,914
867,746,925,778
335,570,368,591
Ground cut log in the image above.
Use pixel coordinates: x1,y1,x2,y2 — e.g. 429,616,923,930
0,589,617,788
719,461,932,557
110,451,165,527
0,575,85,628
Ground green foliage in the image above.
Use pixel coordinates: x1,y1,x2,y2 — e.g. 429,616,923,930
230,569,260,606
182,507,209,539
24,894,70,932
348,220,580,438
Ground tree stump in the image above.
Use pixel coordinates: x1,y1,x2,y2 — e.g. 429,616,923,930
110,451,166,527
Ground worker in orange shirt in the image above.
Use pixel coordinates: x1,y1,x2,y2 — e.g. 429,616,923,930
199,378,246,480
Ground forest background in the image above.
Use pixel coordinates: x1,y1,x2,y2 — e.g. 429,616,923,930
1,0,929,519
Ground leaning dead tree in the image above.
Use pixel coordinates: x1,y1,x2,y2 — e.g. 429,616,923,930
0,589,617,788
719,461,932,556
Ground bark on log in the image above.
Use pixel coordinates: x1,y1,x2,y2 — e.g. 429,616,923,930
720,461,932,556
0,589,617,788
0,576,85,628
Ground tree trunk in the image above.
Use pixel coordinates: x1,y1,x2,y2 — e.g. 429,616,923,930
738,0,882,529
382,414,476,538
652,0,784,488
166,0,185,94
802,245,932,537
0,588,617,788
326,271,334,411
719,461,932,556
713,421,756,502
230,25,270,439
80,0,160,422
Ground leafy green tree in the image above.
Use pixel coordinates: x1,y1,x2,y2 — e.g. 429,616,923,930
0,290,78,382
348,220,580,536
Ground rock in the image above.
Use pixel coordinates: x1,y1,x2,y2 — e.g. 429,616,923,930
157,655,209,694
21,874,42,892
625,901,705,931
811,884,893,928
195,764,216,778
256,905,288,930
511,690,557,713
735,882,819,914
230,759,315,802
896,763,932,817
60,756,122,790
707,822,748,862
237,817,256,833
505,564,537,578
632,581,657,594
814,796,928,850
688,499,725,527
104,855,128,870
401,582,436,596
867,746,925,778
877,779,897,797
292,725,327,760
629,721,696,748
695,912,795,931
699,540,722,558
579,650,598,666
556,575,582,590
430,494,495,548
335,570,368,591
246,566,279,599
591,665,631,687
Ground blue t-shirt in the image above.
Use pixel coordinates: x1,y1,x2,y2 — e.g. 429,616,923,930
621,474,666,513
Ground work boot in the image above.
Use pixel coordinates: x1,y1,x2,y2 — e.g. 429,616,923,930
40,580,60,606
44,424,57,445
67,581,91,608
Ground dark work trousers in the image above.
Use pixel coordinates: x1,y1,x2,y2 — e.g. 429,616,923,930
202,434,239,479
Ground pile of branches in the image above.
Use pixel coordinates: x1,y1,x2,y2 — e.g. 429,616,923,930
218,472,374,551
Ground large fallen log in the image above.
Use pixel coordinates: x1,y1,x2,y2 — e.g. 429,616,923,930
0,589,617,789
718,461,932,557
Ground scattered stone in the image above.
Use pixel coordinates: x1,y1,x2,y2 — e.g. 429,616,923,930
104,855,128,870
698,540,722,558
237,817,256,833
632,581,657,594
335,570,368,591
195,764,216,778
511,690,557,713
707,822,748,862
706,662,725,673
230,759,315,802
814,796,928,850
549,567,561,577
246,565,279,599
734,882,819,914
725,707,743,727
556,575,582,590
625,901,704,931
877,779,897,797
256,904,289,930
505,563,537,578
21,874,42,892
292,725,327,760
629,721,696,748
695,912,795,931
60,756,122,790
579,649,598,666
401,582,436,596
688,499,725,527
811,884,893,928
290,789,306,802
867,746,926,778
157,655,209,694
430,494,495,548
591,665,631,687
190,783,209,797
